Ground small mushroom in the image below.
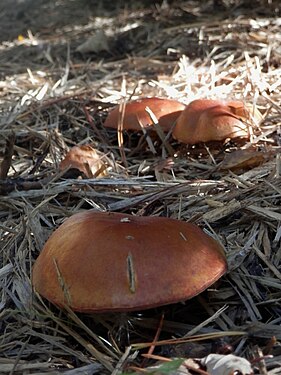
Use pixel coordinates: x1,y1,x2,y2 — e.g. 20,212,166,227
32,211,227,312
172,99,262,144
59,145,107,178
104,97,186,132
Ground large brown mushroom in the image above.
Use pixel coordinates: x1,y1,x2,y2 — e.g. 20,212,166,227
172,99,262,144
104,97,186,132
32,211,227,312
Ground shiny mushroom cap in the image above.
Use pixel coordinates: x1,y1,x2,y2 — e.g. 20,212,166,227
32,211,227,312
104,97,186,132
172,99,262,144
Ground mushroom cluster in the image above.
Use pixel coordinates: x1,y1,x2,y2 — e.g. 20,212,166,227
104,97,262,144
32,211,227,312
34,96,262,312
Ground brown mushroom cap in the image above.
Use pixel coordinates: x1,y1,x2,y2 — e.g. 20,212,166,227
104,97,186,132
32,211,227,312
59,145,107,178
172,99,262,144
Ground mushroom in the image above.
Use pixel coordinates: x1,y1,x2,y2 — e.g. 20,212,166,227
104,97,186,132
59,145,107,178
32,211,227,312
172,99,262,144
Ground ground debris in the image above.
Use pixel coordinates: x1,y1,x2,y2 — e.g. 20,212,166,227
0,0,280,374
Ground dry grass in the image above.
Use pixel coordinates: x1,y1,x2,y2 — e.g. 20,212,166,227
0,0,281,373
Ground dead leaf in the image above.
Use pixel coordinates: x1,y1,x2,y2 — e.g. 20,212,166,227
200,354,253,375
59,145,107,178
76,30,110,53
220,149,270,171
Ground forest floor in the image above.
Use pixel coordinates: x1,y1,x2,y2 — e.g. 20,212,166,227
0,0,281,374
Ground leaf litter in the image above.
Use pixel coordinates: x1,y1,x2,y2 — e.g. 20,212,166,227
0,0,281,374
